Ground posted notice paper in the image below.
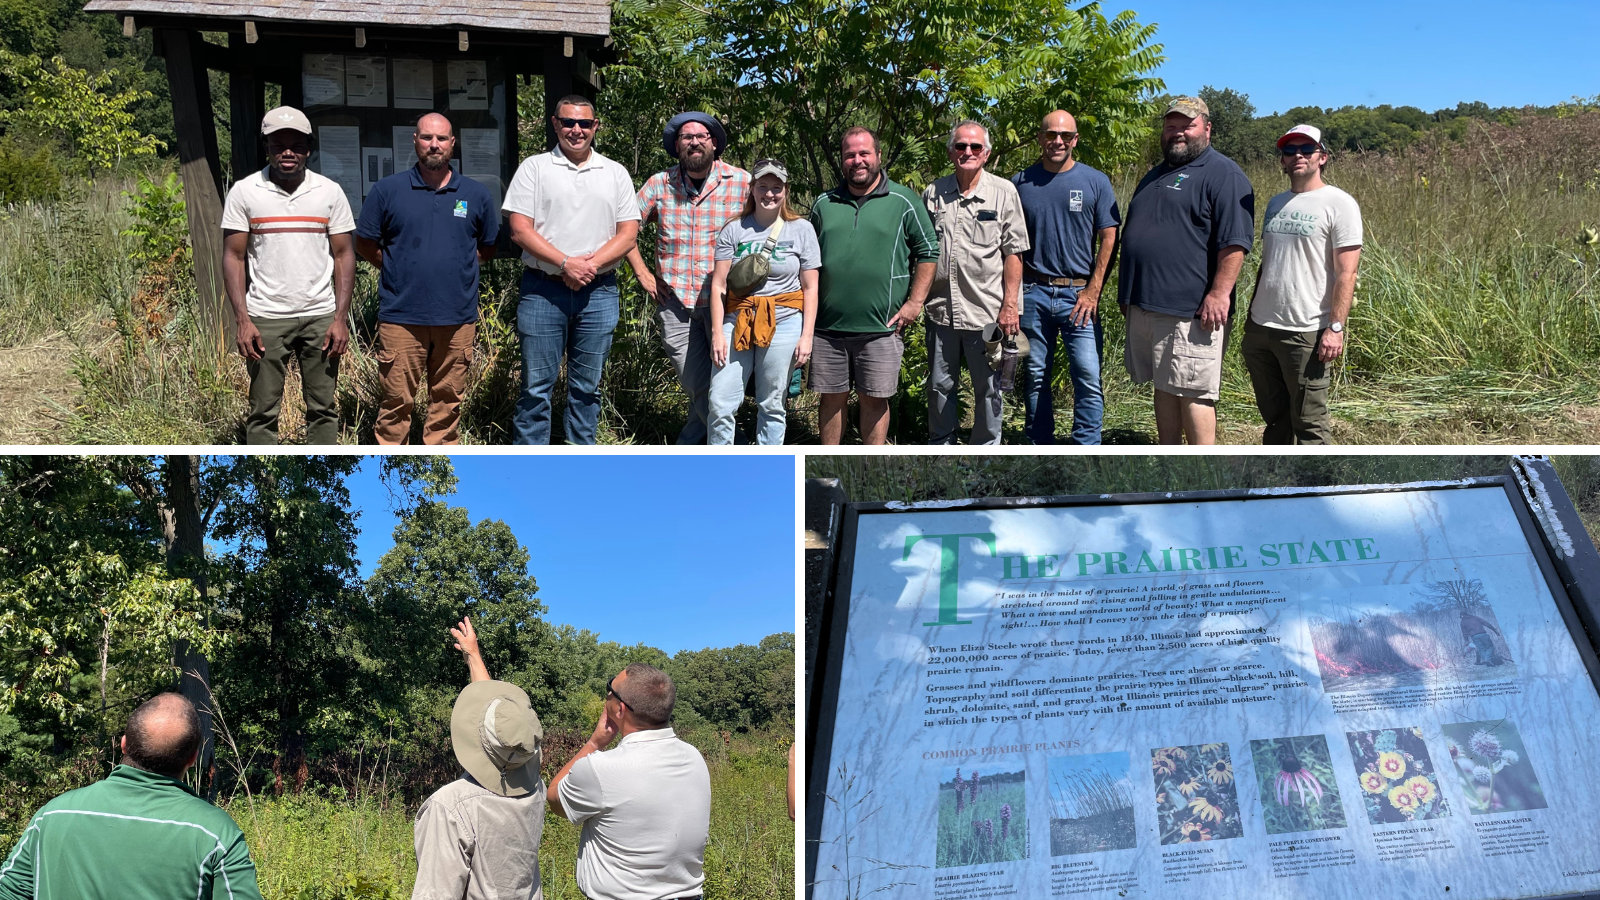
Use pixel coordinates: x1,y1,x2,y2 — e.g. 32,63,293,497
315,126,361,215
447,60,488,110
392,58,434,109
302,54,344,106
345,56,387,108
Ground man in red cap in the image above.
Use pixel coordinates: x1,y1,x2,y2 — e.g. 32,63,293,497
625,112,751,443
1241,124,1363,444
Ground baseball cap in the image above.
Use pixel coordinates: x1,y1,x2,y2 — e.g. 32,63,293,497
261,106,312,136
1165,96,1209,120
751,159,789,183
1277,124,1325,149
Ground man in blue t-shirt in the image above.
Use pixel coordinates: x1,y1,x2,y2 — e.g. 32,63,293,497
1117,96,1255,445
356,112,499,445
1011,110,1120,445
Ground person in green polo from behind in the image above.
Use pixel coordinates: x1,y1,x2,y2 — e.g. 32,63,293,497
809,126,939,444
0,693,263,900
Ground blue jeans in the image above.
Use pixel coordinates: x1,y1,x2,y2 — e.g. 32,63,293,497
709,313,800,445
1020,283,1104,445
514,271,619,445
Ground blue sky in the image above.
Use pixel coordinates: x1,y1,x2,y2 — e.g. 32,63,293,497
1101,1,1600,114
343,455,795,655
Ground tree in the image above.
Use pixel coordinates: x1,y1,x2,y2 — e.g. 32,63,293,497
670,633,795,731
0,51,163,170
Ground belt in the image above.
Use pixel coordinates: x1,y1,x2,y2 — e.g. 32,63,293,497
1023,269,1087,287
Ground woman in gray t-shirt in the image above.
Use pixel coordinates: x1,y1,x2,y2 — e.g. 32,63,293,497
708,159,819,445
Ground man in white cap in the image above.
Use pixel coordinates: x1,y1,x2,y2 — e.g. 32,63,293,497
547,663,710,900
1241,124,1363,444
412,617,544,900
625,112,750,443
221,106,357,444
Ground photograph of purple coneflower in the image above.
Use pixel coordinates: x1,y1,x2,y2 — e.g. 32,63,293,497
936,764,1028,867
1441,720,1547,814
1249,735,1348,834
1152,743,1243,844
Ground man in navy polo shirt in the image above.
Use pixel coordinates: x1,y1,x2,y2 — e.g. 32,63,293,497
1118,96,1255,445
356,112,499,444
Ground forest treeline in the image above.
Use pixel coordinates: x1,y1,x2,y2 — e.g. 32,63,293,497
0,455,794,856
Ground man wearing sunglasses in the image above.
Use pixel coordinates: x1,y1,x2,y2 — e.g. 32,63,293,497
1011,109,1121,445
921,120,1029,445
503,96,642,444
1241,124,1363,444
626,113,750,444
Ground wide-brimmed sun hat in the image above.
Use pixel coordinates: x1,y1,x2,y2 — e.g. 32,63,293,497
450,680,543,797
662,111,728,159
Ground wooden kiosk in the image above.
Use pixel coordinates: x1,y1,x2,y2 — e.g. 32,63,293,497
80,0,613,349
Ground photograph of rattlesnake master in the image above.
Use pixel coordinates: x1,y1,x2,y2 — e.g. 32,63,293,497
1441,720,1547,815
936,765,1029,867
1309,579,1516,693
1048,753,1137,856
1249,735,1347,835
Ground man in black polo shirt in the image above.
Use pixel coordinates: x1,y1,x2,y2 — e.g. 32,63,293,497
1118,96,1255,445
357,112,499,444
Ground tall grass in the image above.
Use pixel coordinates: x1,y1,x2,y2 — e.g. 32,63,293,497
0,178,138,345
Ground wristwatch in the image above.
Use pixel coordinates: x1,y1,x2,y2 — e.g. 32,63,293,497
1329,321,1344,333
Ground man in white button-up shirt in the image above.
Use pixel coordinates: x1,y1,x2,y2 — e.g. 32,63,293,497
547,664,711,900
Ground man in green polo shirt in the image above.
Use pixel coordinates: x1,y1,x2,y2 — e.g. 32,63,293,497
809,126,939,444
0,694,263,900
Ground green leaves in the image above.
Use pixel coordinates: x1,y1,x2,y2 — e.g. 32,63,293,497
0,51,163,172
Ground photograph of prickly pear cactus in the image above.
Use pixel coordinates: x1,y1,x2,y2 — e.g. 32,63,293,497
1347,727,1451,824
936,764,1029,867
1048,753,1137,856
1152,743,1243,844
1441,720,1546,814
1249,735,1347,834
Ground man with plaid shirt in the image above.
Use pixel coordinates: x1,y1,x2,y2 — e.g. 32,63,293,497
625,112,750,444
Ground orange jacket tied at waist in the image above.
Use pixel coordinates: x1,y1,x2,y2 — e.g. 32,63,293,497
725,290,804,350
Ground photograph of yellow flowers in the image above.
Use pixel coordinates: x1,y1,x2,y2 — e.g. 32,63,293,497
1152,743,1242,844
936,765,1028,867
1048,753,1137,856
1348,727,1451,823
1249,735,1347,835
1441,720,1548,814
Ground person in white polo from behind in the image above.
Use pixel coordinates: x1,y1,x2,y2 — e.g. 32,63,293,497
547,664,711,900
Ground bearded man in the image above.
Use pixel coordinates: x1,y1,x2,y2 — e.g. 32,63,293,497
357,111,500,444
626,112,750,444
1116,96,1255,445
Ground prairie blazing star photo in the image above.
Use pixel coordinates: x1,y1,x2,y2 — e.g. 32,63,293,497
936,764,1028,867
1347,727,1451,824
1249,735,1347,835
1441,720,1547,814
1152,743,1243,844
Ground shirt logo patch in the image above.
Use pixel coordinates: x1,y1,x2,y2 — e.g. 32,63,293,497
1167,173,1189,191
1069,189,1083,212
453,200,469,218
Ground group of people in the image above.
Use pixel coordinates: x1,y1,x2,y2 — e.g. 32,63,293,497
0,616,739,900
225,93,1361,446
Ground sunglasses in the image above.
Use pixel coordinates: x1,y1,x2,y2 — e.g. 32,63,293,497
952,142,986,152
1280,144,1321,157
557,117,597,130
1041,130,1078,141
606,675,632,709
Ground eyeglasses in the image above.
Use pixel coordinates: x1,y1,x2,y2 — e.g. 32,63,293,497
606,675,632,710
1041,130,1078,142
1280,144,1321,157
952,142,986,152
678,133,714,145
557,117,597,130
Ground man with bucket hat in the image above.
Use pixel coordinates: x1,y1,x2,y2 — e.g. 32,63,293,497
221,105,357,444
411,617,545,900
1241,123,1362,444
625,112,751,444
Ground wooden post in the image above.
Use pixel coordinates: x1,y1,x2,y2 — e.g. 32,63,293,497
542,47,573,151
158,28,232,353
228,34,264,182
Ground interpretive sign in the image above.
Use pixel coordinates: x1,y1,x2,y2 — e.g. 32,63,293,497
807,472,1600,900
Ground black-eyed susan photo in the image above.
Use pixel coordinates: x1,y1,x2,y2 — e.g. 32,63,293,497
1249,735,1347,835
1151,743,1243,844
1347,727,1451,824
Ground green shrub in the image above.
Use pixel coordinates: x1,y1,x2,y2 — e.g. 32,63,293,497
0,137,61,204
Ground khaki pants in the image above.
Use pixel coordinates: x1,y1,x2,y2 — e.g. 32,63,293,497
245,314,340,445
374,321,475,445
1241,318,1332,445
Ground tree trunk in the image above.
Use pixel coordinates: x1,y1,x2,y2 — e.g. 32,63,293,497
165,455,217,799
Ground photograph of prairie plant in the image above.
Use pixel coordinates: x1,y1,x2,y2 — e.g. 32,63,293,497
1152,743,1243,844
1249,735,1347,834
1309,579,1516,693
1047,753,1137,856
1347,727,1451,823
1441,720,1547,814
936,764,1029,868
